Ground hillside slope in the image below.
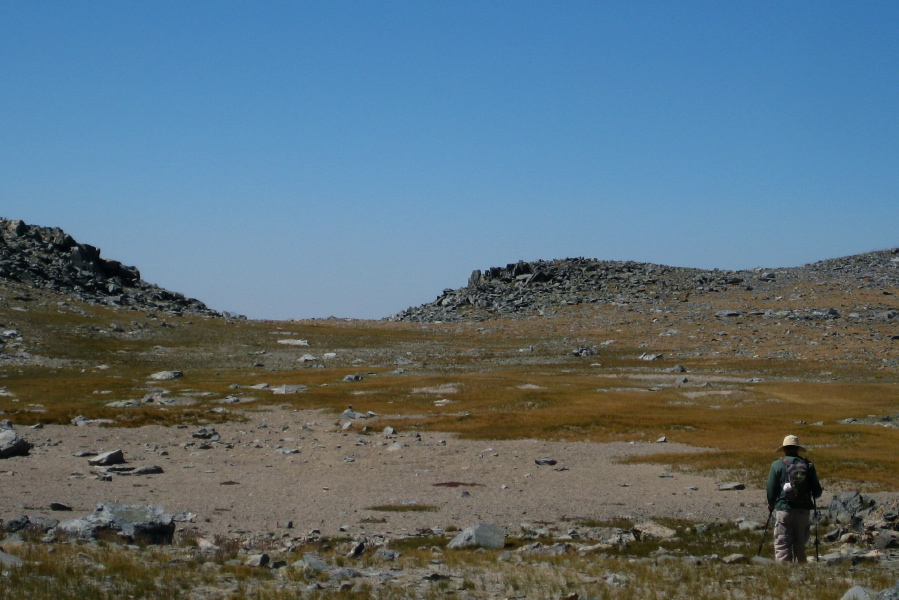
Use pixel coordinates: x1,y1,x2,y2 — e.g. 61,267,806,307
0,218,219,317
393,250,899,322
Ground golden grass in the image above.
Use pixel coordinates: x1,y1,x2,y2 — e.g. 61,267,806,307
2,280,898,489
1,530,896,600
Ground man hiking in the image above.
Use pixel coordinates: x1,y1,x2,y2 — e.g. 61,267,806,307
766,434,823,562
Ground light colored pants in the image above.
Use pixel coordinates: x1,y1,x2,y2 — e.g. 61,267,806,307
774,509,811,562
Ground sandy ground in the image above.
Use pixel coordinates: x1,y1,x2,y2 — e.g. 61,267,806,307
2,407,767,540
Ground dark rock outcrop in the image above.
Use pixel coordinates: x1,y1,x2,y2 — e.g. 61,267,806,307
391,250,899,322
0,218,220,317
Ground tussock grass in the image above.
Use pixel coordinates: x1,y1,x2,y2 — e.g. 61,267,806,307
1,521,897,599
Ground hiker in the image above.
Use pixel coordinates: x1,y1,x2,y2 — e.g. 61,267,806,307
766,434,823,562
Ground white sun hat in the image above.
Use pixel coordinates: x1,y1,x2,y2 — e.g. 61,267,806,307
777,434,806,452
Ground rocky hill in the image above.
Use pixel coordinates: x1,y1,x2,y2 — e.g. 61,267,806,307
0,218,220,318
392,250,899,322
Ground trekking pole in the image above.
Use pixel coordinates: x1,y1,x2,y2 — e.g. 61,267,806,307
757,508,774,557
813,497,820,562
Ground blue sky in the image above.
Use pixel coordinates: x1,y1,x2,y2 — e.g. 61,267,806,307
2,2,897,319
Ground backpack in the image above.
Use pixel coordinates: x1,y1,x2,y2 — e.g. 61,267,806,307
781,457,812,506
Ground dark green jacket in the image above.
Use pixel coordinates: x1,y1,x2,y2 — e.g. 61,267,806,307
766,455,822,511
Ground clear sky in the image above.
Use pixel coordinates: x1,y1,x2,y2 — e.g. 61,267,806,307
2,2,897,319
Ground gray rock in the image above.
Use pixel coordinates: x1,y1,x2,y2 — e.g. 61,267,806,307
58,502,174,544
245,553,270,567
0,427,31,458
722,553,748,564
192,427,220,441
633,521,677,540
272,384,308,394
88,449,125,466
819,551,847,564
149,370,183,380
830,491,877,526
341,408,365,419
875,529,898,550
738,520,763,531
300,553,332,575
842,587,879,600
4,515,31,532
330,567,362,581
448,522,506,549
715,482,745,491
374,548,400,561
347,542,365,558
0,550,23,567
534,457,557,466
572,346,597,357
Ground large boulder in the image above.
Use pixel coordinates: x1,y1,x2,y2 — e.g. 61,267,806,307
0,550,23,567
841,586,878,600
0,423,31,458
58,502,174,544
877,582,899,600
448,522,506,549
830,492,877,527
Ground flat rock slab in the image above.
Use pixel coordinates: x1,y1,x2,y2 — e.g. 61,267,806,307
149,371,183,380
272,385,308,394
88,449,125,466
716,482,746,491
634,521,677,540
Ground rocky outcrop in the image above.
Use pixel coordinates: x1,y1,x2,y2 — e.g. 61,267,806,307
0,218,220,317
391,250,899,322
